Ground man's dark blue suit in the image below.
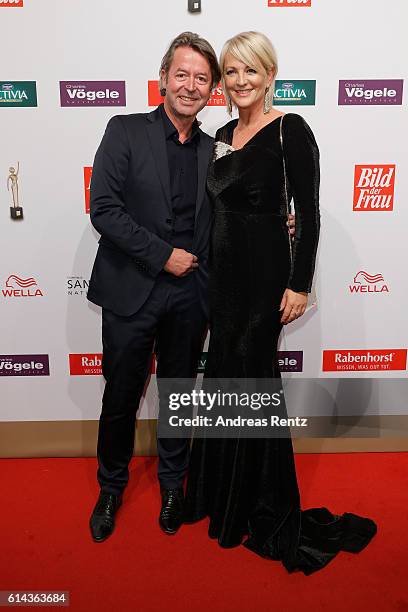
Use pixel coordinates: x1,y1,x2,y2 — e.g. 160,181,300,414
87,105,213,493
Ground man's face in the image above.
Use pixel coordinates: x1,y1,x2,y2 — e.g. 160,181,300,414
162,46,212,119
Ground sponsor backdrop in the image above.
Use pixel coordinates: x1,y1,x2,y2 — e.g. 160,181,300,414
1,1,407,443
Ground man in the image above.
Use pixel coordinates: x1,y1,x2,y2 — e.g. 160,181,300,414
87,32,221,542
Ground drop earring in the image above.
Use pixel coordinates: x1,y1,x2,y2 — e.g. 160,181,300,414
227,96,233,116
263,86,271,114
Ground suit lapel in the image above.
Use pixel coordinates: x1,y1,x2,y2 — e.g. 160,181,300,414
146,109,172,211
195,132,212,222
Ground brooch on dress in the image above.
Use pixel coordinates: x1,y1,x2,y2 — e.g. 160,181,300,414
213,140,235,161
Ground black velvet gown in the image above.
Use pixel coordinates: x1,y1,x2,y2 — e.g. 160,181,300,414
183,114,377,575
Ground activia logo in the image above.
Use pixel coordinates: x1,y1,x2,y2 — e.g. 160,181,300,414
0,81,37,107
274,80,316,106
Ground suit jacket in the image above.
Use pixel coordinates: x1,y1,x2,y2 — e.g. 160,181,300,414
87,106,214,317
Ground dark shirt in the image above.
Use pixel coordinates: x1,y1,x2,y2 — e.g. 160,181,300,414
159,104,199,252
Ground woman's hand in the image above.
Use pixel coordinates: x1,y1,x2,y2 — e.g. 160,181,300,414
279,288,308,324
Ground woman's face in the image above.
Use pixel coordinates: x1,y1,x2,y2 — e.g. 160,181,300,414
223,53,272,112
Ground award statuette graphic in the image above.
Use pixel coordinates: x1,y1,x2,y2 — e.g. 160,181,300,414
7,162,23,219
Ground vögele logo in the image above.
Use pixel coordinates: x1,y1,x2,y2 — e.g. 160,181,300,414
0,82,37,107
147,81,225,107
84,167,92,213
323,349,407,372
268,0,311,6
277,351,303,372
2,274,43,297
198,351,303,373
349,271,389,294
353,165,395,211
60,81,126,107
274,81,316,106
0,355,50,377
338,80,403,105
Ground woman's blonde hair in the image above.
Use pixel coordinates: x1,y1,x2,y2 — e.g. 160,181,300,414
219,31,278,114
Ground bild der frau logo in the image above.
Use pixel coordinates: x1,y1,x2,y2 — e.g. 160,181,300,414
353,165,395,211
60,81,126,107
0,1,24,7
268,0,311,6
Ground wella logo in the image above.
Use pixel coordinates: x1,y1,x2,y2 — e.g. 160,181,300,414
84,167,92,213
147,81,225,107
349,271,389,294
2,275,43,297
353,165,395,211
323,349,407,372
268,0,311,6
0,0,24,6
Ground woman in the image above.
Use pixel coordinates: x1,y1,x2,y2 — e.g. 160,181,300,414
183,31,377,575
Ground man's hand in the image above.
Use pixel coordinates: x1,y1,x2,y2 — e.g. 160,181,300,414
287,213,295,237
164,248,198,277
279,288,307,324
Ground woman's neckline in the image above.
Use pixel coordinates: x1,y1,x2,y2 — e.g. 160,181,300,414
228,112,287,151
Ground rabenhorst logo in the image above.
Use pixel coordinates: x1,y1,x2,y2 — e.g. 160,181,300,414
69,354,102,375
2,275,43,297
0,355,49,377
278,350,303,372
67,276,89,297
69,353,156,375
338,80,403,105
84,166,92,213
274,81,315,106
0,82,37,107
147,81,225,107
60,81,126,107
353,165,395,211
349,271,389,294
0,1,24,7
323,349,407,372
268,0,311,6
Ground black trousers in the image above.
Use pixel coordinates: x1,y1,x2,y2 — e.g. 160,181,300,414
97,272,207,495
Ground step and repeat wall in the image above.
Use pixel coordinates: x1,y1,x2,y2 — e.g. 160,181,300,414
1,0,407,437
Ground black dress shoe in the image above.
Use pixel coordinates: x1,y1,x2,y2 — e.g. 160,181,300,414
159,487,184,535
89,492,123,542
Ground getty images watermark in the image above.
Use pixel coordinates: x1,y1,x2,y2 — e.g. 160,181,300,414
157,378,310,439
156,377,408,439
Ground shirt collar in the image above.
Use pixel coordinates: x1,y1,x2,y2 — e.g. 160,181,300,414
159,103,200,143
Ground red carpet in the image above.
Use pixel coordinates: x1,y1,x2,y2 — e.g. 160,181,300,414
0,453,406,612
